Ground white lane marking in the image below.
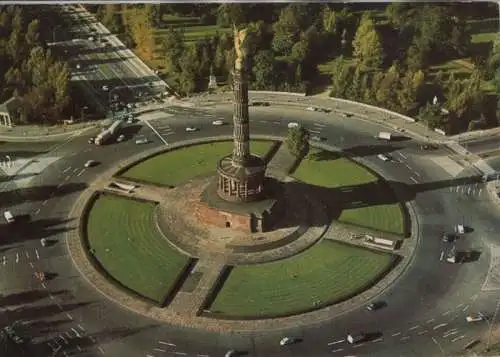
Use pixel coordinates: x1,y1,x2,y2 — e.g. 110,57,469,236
98,346,105,354
332,348,344,352
59,334,68,344
47,341,58,351
444,328,458,335
76,345,82,352
405,163,412,170
413,171,421,177
462,304,470,311
15,253,19,263
63,351,69,357
71,327,80,337
399,152,407,159
410,177,419,184
434,323,448,330
77,324,85,331
73,168,79,173
65,175,71,181
77,169,86,177
391,332,401,337
143,119,169,145
451,335,466,343
63,167,71,173
41,283,47,289
159,341,176,346
34,208,40,215
42,200,48,206
49,294,56,300
56,303,63,311
57,183,63,189
89,336,96,342
146,355,155,357
372,338,383,343
259,120,266,123
328,339,345,345
35,249,39,260
154,348,167,352
309,129,321,134
25,251,29,258
353,343,365,348
2,256,6,265
28,262,33,268
418,330,428,335
409,325,420,331
272,121,280,124
444,331,459,338
471,294,478,301
174,353,187,356
64,331,72,338
456,303,464,309
66,313,73,320
196,354,209,357
442,310,452,316
426,318,435,323
400,336,411,341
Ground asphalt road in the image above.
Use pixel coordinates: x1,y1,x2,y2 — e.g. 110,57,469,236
460,135,500,157
1,102,499,357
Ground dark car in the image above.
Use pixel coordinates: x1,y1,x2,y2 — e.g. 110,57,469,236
420,144,438,150
442,233,457,243
366,301,386,311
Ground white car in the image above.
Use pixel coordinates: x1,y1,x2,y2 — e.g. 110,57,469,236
40,238,47,247
84,160,97,168
466,312,485,323
116,134,125,143
76,63,81,70
212,120,224,126
377,154,390,162
279,337,296,346
102,85,109,91
135,138,149,145
185,127,198,132
306,106,317,112
288,122,299,129
88,36,95,41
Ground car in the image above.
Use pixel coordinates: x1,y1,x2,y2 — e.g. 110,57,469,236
306,106,317,112
76,63,81,70
224,350,239,357
311,135,325,142
116,134,125,143
127,117,134,124
420,143,438,150
127,103,134,109
40,238,47,247
102,85,109,91
84,160,97,168
185,127,198,132
279,337,296,346
377,154,390,161
88,137,95,144
466,312,485,323
347,333,366,344
135,138,149,145
341,112,353,118
288,122,299,129
442,233,456,243
366,301,386,311
88,36,95,41
212,120,225,126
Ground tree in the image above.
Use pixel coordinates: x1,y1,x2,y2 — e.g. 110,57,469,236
144,4,161,27
24,19,40,48
321,6,338,34
216,4,246,27
286,125,309,158
418,102,444,130
252,50,275,89
161,27,185,72
397,69,425,114
124,7,155,61
374,65,399,109
329,56,352,98
345,67,362,100
352,12,384,69
271,5,304,56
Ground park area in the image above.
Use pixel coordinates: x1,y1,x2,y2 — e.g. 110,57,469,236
209,240,395,318
293,150,405,235
86,194,191,302
121,140,274,187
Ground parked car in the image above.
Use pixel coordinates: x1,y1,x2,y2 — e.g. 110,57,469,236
212,120,225,126
347,333,366,344
341,113,353,118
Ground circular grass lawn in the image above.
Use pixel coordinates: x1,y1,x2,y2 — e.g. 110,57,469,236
86,194,191,302
293,149,405,235
120,140,275,187
209,240,395,318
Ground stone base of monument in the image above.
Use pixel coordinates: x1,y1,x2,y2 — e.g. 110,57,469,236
155,173,327,264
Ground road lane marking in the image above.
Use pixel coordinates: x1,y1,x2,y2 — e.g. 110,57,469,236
410,177,419,184
76,345,82,351
77,324,85,331
405,164,412,170
2,256,6,265
391,332,401,337
174,353,187,356
35,249,39,260
77,169,86,177
409,325,420,331
352,343,365,348
29,262,33,268
328,339,345,345
56,303,63,311
451,335,466,343
426,318,435,323
59,334,68,344
154,348,166,352
462,304,470,311
456,303,464,309
71,327,81,337
444,328,457,335
98,346,105,354
159,341,175,346
471,294,478,301
63,351,69,357
15,253,19,263
331,348,344,352
65,175,71,181
49,294,56,300
372,338,383,343
196,354,209,357
63,167,71,173
42,200,48,206
444,331,459,338
259,120,266,123
418,330,428,335
64,331,72,338
442,310,452,316
66,313,73,320
413,171,421,177
399,152,407,159
400,336,411,341
272,121,280,124
89,336,96,342
433,323,448,330
73,168,79,173
41,283,47,289
25,251,29,258
34,208,40,215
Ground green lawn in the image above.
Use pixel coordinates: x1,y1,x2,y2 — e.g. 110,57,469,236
121,140,274,187
293,151,405,235
210,240,394,317
86,195,191,302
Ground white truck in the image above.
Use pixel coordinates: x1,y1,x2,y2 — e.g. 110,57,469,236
95,120,123,145
3,211,14,223
376,132,392,141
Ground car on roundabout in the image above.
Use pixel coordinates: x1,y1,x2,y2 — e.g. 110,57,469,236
366,301,386,311
116,134,125,143
466,312,485,322
185,126,199,132
279,337,298,346
135,138,149,145
288,122,299,129
212,120,225,126
84,160,98,168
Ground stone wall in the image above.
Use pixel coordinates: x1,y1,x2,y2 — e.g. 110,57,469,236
195,202,252,233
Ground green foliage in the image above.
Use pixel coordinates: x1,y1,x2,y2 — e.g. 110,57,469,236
418,103,444,130
352,12,384,69
286,125,310,158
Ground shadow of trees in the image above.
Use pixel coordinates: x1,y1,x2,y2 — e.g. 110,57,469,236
0,182,87,208
0,217,75,245
0,173,38,184
5,302,92,322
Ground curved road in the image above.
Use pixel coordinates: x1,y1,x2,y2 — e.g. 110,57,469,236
1,102,498,357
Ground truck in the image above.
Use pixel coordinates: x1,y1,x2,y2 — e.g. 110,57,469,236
3,211,14,223
375,132,392,141
95,120,123,145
